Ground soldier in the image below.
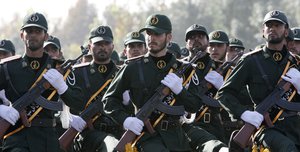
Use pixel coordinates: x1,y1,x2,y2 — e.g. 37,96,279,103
44,35,64,60
123,31,147,60
103,14,227,152
0,39,15,60
226,38,245,64
290,27,300,55
167,41,182,59
217,10,300,151
181,24,229,148
0,12,84,152
65,25,121,152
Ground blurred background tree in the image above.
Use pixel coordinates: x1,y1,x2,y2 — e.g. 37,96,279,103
1,0,299,59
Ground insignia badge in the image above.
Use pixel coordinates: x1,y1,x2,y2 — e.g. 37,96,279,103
232,38,239,43
196,61,205,69
273,52,282,61
150,16,159,25
97,26,106,35
48,35,55,40
270,11,280,17
131,32,140,38
212,32,221,39
0,40,5,47
193,24,200,29
157,60,166,69
294,30,298,35
30,60,40,69
98,65,107,73
29,14,39,22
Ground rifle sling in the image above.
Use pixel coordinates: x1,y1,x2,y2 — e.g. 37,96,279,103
3,63,20,97
138,59,149,94
253,55,273,92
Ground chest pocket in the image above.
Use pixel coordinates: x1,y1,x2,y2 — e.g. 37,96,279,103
249,74,273,103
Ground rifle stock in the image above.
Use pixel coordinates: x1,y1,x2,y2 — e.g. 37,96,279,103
59,127,78,151
0,46,88,139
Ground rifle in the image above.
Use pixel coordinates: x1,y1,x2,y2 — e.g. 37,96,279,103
233,64,300,148
194,51,244,122
115,50,207,152
59,79,112,151
0,46,88,139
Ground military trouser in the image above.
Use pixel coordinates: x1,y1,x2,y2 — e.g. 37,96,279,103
182,123,226,152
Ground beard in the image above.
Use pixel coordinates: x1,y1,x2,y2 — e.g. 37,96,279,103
266,34,285,44
190,43,208,54
148,39,167,55
93,49,111,62
27,40,44,51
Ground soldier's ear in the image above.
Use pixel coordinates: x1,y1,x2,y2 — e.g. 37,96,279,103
44,33,49,41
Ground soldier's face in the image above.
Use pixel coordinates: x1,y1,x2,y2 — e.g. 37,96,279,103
44,44,60,58
289,40,300,55
186,32,208,54
124,42,147,59
21,27,48,52
90,40,114,63
226,47,243,62
0,51,12,60
263,21,288,44
146,30,171,55
207,43,228,62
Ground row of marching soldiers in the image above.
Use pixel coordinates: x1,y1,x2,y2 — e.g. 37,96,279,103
0,9,300,152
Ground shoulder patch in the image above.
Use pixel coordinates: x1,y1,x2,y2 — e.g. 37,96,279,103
125,55,144,64
72,62,90,69
0,55,22,64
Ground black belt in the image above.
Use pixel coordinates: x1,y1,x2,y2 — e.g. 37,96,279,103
155,118,180,131
29,118,56,127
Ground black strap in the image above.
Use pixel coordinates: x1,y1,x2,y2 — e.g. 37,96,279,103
82,66,91,89
253,55,273,91
138,60,148,94
3,63,20,96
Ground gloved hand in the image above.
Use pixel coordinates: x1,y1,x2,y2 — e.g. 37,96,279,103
205,70,224,89
122,90,130,105
0,90,10,106
282,68,300,94
43,69,68,95
161,73,183,95
123,117,144,135
240,110,263,128
70,114,86,132
0,105,19,125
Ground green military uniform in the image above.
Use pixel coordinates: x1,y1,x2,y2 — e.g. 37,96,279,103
0,53,61,152
0,12,68,152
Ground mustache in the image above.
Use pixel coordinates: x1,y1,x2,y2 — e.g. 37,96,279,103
148,42,158,45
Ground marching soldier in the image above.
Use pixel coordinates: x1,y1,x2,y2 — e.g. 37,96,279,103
65,25,121,152
226,38,245,64
102,14,227,152
217,10,300,151
0,12,82,152
290,27,300,56
0,39,15,60
123,31,147,60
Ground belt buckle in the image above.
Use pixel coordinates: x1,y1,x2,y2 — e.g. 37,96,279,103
100,123,107,131
203,113,211,123
160,120,168,131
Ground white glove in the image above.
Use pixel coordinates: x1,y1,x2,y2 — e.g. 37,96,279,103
43,69,68,95
0,105,19,125
240,110,263,129
204,71,224,89
123,117,144,135
122,90,131,105
161,73,183,95
0,90,10,106
70,114,86,132
282,68,300,94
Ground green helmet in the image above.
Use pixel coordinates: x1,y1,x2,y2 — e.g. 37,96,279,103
44,35,61,50
167,41,181,58
263,10,289,27
21,12,48,31
111,50,120,63
291,27,300,41
185,24,208,42
89,26,113,44
0,39,15,55
140,14,172,34
124,31,145,45
209,30,229,44
287,28,295,41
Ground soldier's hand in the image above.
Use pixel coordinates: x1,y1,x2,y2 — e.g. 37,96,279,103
0,90,11,106
161,73,183,95
0,104,19,125
122,90,130,105
70,114,86,132
123,117,144,135
205,70,224,89
240,110,263,128
43,68,68,95
282,68,300,94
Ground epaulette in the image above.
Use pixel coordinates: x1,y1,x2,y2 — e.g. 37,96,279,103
124,55,144,64
0,55,22,64
72,62,90,69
